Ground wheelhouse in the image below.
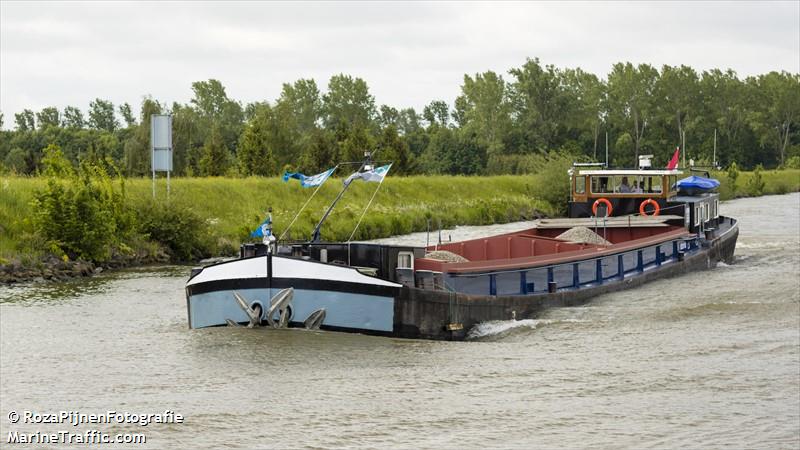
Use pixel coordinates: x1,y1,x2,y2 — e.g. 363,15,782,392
572,169,680,201
568,169,682,218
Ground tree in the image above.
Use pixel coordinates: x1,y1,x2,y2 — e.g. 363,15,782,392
376,125,413,174
378,105,400,129
36,107,60,129
655,65,700,164
699,69,749,166
171,102,203,175
562,68,606,159
509,58,573,152
14,109,35,131
339,124,375,163
300,128,338,173
4,147,30,173
456,71,511,157
190,79,244,153
236,103,280,176
88,99,118,132
119,102,136,128
199,125,231,176
123,98,162,175
63,106,85,129
397,107,427,157
322,74,377,132
606,62,659,166
278,78,323,134
423,100,450,128
749,71,800,166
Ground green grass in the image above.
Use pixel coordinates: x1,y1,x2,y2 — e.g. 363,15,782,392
0,175,553,261
2,169,797,262
712,168,800,199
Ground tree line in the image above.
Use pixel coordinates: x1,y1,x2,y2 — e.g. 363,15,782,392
1,58,798,177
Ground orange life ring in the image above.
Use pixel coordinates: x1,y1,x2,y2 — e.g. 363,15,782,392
592,198,613,217
639,198,661,216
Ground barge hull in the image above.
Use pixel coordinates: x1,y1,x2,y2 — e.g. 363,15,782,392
393,221,739,340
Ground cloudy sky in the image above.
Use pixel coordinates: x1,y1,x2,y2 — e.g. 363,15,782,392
1,1,798,126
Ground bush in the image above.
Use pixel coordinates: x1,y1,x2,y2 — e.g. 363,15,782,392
746,164,766,196
785,155,800,170
29,145,130,261
136,202,214,261
726,162,740,197
530,152,574,215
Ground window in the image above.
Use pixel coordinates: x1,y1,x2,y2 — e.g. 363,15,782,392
591,176,612,194
638,176,662,194
668,175,677,192
616,176,634,193
650,176,663,193
695,205,701,226
704,203,710,221
397,251,414,270
714,199,720,218
575,176,586,194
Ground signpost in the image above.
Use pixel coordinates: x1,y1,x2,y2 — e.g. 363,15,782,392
150,114,173,198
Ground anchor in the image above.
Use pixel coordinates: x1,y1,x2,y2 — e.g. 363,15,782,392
303,309,326,330
226,291,263,328
226,288,294,328
265,287,294,329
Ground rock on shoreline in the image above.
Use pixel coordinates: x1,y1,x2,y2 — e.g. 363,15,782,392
0,250,170,284
0,257,96,284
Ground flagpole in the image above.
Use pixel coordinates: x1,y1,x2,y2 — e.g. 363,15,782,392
278,166,337,241
347,170,390,243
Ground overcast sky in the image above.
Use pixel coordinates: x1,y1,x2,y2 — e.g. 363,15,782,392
1,1,798,127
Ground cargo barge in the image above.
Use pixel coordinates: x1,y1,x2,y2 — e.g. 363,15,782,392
186,158,738,340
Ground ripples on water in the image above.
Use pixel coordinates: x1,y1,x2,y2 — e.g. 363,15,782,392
1,194,798,449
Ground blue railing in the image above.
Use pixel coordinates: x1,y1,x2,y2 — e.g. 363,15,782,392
444,237,700,296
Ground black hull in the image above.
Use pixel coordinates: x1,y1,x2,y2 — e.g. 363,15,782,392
391,221,739,341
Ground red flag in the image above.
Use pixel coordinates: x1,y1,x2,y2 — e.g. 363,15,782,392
666,147,680,170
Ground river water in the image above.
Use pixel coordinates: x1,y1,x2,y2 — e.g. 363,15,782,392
1,194,798,449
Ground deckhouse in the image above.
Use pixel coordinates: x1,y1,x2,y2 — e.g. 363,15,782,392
568,165,722,235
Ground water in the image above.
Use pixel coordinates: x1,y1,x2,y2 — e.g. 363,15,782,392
1,194,798,448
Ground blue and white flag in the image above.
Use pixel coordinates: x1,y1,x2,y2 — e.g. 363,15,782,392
250,215,272,238
344,164,392,186
283,167,336,188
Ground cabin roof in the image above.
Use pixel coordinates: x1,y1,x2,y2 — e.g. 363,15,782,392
577,169,683,176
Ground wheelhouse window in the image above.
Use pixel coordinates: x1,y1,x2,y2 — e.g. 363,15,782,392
695,205,701,226
668,175,677,192
614,176,634,193
397,251,414,270
714,199,720,218
591,176,613,194
574,175,586,194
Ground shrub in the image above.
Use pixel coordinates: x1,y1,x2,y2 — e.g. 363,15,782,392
135,202,214,261
530,152,574,215
726,162,739,196
785,155,800,170
746,164,766,196
29,145,130,261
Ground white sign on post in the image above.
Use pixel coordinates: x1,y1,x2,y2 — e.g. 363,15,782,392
150,114,173,197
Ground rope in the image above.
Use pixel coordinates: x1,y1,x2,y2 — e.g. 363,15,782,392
347,175,388,242
278,165,338,240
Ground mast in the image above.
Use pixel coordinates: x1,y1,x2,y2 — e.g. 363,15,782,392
309,152,372,243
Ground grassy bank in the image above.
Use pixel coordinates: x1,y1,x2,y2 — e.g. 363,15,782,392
1,169,798,264
0,175,554,262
